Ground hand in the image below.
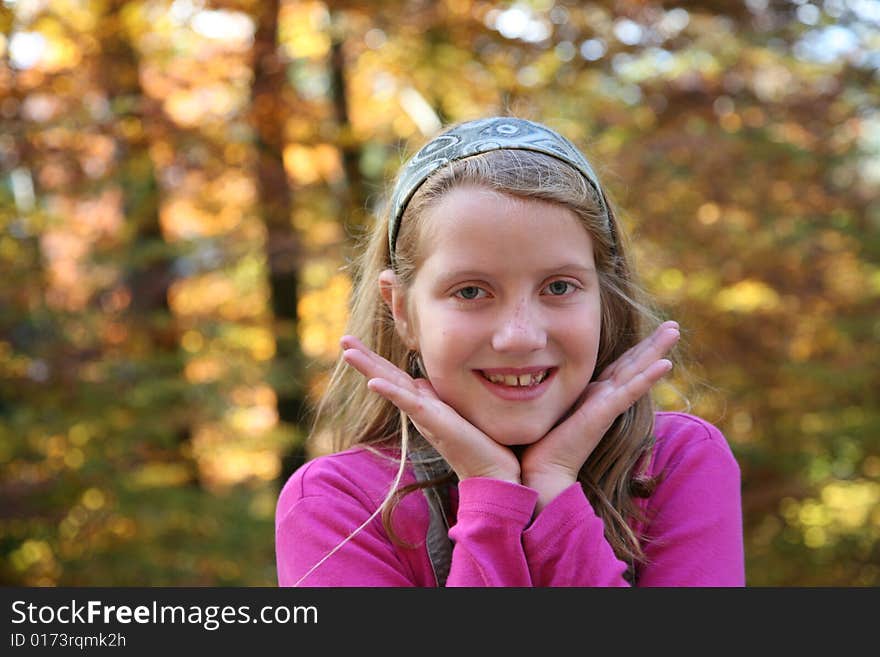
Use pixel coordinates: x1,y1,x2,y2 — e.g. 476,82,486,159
520,321,681,511
340,335,521,484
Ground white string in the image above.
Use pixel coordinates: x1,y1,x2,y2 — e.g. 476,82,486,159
291,413,411,587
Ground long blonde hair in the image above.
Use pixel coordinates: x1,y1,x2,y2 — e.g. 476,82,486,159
310,146,663,571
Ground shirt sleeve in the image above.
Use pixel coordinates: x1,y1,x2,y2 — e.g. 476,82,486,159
520,420,745,587
276,493,418,587
276,461,539,587
522,483,630,587
635,428,745,586
446,478,538,587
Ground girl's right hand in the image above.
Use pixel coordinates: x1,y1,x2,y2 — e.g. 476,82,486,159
340,335,521,484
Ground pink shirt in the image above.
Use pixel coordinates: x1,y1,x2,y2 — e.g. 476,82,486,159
275,412,745,587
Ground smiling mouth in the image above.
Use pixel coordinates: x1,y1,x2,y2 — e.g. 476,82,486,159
478,369,553,387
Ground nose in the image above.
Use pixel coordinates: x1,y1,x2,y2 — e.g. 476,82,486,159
491,298,547,352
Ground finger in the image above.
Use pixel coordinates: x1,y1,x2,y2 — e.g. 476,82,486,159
599,321,677,382
343,349,417,392
340,335,406,375
604,358,673,410
366,379,454,452
340,336,416,391
340,334,390,365
366,378,426,416
339,334,370,352
575,358,673,433
598,322,679,384
602,321,678,373
611,358,672,402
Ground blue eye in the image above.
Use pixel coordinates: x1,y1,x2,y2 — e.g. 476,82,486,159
546,281,573,295
455,286,484,300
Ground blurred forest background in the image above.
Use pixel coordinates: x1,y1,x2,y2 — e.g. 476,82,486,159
1,0,878,586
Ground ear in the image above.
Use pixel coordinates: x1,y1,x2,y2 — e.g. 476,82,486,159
378,269,418,350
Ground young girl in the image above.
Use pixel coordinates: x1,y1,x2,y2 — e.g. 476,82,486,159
275,117,745,587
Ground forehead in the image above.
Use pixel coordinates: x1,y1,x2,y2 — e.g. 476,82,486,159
417,186,596,275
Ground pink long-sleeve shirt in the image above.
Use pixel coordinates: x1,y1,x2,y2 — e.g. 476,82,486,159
275,412,745,587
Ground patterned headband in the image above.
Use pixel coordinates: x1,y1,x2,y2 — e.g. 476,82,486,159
387,116,611,263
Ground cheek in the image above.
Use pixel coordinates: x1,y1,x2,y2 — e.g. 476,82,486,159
564,310,602,371
415,314,484,382
421,324,471,370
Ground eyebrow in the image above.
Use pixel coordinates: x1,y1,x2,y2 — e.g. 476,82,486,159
438,264,596,283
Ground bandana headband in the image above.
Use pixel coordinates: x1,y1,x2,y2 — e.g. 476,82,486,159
387,116,611,264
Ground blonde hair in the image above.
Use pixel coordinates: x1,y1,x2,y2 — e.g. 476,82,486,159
308,145,664,578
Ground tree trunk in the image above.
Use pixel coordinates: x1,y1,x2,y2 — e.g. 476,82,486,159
251,0,309,484
328,13,369,232
97,0,197,483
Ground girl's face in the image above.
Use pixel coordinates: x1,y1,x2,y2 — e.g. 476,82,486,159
383,185,602,446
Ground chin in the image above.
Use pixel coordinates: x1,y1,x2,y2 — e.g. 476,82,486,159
495,434,542,447
479,420,551,447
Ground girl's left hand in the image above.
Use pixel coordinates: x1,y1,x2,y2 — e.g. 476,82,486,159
520,321,681,511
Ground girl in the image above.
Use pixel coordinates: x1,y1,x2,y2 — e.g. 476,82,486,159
275,117,745,587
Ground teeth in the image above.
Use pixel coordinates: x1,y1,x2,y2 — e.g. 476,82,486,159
484,370,549,387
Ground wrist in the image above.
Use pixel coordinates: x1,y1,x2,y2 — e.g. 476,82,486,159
456,465,521,486
522,471,577,513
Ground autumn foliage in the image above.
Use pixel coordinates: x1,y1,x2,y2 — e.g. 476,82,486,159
1,0,878,585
